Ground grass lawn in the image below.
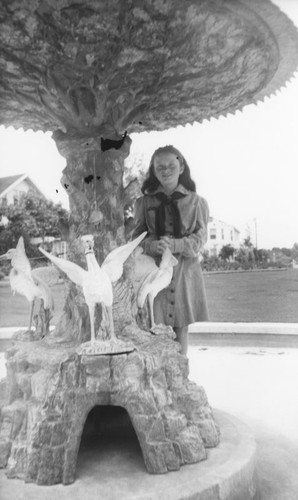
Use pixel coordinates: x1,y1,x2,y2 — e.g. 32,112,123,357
0,269,298,326
204,268,298,323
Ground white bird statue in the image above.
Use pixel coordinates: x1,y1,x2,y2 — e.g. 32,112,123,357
39,231,147,355
136,247,178,336
0,237,60,339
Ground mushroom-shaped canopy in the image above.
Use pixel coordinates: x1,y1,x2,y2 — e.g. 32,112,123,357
0,0,298,137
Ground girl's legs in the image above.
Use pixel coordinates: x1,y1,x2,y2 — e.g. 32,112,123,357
174,326,188,355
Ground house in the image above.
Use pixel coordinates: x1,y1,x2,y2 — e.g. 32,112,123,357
0,173,47,206
205,216,240,257
30,236,68,258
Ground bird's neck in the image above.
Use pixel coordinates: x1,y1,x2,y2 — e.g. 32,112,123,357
85,252,100,272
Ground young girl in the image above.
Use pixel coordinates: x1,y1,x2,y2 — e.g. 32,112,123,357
132,145,209,355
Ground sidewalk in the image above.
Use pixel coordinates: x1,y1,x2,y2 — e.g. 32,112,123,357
188,345,298,500
0,325,55,340
1,322,297,338
1,322,298,350
188,322,298,335
188,322,298,348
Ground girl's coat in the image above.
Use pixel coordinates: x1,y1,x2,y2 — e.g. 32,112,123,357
132,184,209,328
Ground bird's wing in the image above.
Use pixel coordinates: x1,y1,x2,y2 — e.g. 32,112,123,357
32,274,55,310
101,231,147,283
39,247,86,288
133,250,159,283
32,266,61,286
160,247,178,269
11,236,31,276
137,268,162,308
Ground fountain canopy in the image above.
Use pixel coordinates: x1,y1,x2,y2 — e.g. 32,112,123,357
0,0,298,138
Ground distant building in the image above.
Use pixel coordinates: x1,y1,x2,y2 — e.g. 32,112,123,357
205,216,240,257
0,173,47,206
30,236,68,259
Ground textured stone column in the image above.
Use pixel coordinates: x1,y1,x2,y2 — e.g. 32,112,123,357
49,131,134,343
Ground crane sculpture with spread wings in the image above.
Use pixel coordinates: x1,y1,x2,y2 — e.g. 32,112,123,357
39,232,147,355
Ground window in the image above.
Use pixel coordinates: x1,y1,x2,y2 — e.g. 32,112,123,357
210,228,216,240
13,190,22,205
231,230,233,241
0,196,7,207
221,228,224,240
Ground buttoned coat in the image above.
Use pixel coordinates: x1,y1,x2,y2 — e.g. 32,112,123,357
132,184,209,328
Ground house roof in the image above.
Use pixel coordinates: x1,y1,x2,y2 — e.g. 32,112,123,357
0,174,24,196
0,173,47,200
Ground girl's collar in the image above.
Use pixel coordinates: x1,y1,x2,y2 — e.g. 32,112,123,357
145,183,190,196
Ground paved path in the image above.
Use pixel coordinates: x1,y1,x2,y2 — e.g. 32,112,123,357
188,322,298,335
188,346,298,500
1,322,297,340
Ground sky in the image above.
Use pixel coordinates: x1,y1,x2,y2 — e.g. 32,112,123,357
0,0,297,250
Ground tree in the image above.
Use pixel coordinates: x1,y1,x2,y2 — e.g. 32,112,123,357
123,151,147,238
281,247,292,258
0,190,69,257
254,248,270,263
243,236,253,248
292,243,298,262
219,244,235,261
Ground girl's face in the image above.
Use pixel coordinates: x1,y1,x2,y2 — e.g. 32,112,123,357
153,152,184,193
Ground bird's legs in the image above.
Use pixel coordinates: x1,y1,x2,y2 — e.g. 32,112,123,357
77,303,134,356
148,295,175,338
28,300,35,332
77,302,134,355
148,295,156,330
102,304,116,341
88,304,96,343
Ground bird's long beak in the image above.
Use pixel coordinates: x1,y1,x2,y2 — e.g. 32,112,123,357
0,252,9,261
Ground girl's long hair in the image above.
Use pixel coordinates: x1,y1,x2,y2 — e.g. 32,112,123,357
141,145,196,194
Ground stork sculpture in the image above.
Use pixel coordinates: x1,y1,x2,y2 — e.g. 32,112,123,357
0,237,60,340
39,232,146,355
136,247,178,336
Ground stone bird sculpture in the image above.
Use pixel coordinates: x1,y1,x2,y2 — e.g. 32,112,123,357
39,232,147,355
0,237,59,339
136,247,178,335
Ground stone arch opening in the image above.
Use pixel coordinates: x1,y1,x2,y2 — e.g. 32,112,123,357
76,405,144,476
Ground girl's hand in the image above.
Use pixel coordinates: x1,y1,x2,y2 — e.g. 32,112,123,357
160,236,174,253
156,238,169,254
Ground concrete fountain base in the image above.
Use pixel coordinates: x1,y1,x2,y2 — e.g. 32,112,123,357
75,408,258,500
0,409,257,500
0,327,220,485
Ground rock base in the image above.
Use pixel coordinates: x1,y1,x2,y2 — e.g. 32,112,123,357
76,338,136,356
0,410,257,500
0,326,220,485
